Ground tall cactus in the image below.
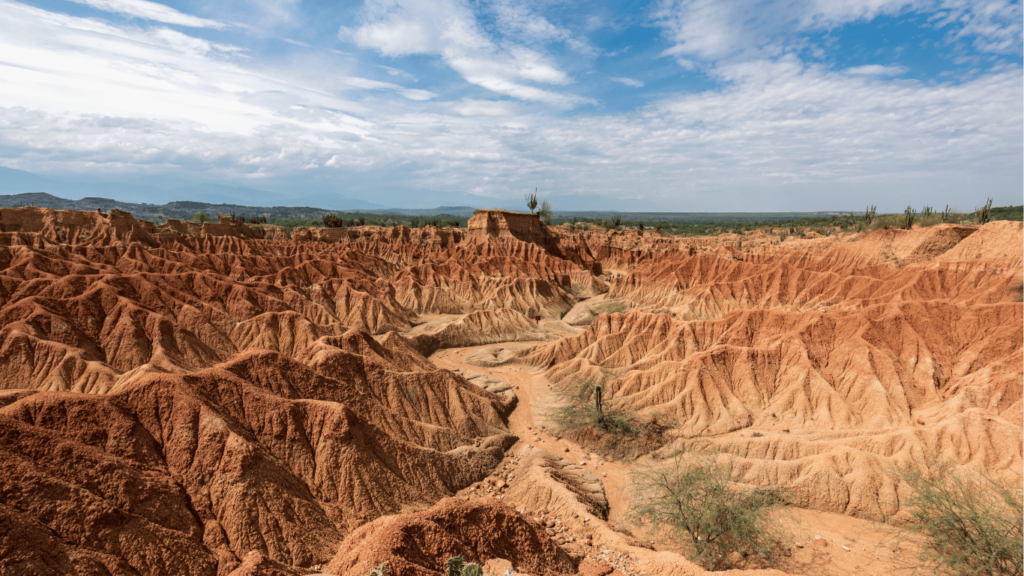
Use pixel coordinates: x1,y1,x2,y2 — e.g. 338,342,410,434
978,197,993,224
864,205,876,225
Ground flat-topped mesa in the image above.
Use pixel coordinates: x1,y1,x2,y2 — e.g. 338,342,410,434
468,209,553,245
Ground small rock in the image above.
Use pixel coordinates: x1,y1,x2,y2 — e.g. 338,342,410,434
794,541,804,548
563,447,570,452
815,539,828,548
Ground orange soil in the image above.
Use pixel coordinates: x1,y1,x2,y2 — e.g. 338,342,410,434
0,207,1018,576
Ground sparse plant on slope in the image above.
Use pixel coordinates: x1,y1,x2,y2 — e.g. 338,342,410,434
548,374,665,460
628,449,789,570
525,190,539,213
366,562,387,576
1009,280,1023,302
893,463,1022,576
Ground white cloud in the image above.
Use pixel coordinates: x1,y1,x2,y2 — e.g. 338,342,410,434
0,0,1020,211
0,0,435,140
68,0,224,28
845,64,909,75
654,0,1023,62
610,77,644,88
345,0,586,106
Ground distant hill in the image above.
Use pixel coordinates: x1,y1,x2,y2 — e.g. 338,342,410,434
0,193,477,223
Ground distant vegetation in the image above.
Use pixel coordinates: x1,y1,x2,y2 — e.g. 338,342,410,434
553,202,1022,237
2,192,1019,234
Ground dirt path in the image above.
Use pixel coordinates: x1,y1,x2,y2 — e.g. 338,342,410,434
429,343,928,576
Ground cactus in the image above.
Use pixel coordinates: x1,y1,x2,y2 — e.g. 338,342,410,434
864,205,876,225
444,556,483,576
446,556,465,576
977,197,993,224
903,205,915,230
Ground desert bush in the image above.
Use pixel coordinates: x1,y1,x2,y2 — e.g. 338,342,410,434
893,463,1022,576
366,562,387,576
916,212,944,227
548,375,666,460
628,450,788,570
1009,280,1023,302
193,212,208,223
537,199,553,225
323,213,346,228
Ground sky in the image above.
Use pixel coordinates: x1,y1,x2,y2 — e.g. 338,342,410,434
0,0,1020,211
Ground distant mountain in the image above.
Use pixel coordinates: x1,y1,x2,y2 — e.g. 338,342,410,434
0,167,385,210
0,193,490,224
0,193,360,223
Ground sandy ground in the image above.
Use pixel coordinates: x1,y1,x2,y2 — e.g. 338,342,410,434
429,343,929,576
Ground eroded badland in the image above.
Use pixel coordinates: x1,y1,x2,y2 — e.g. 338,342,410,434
0,207,1020,576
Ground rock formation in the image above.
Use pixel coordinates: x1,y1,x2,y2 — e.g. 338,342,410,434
0,207,1018,575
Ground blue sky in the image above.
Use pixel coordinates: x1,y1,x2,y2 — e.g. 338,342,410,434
0,0,1020,211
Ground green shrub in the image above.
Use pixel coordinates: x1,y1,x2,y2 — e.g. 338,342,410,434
628,450,788,570
537,199,553,225
893,463,1022,576
366,562,387,576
